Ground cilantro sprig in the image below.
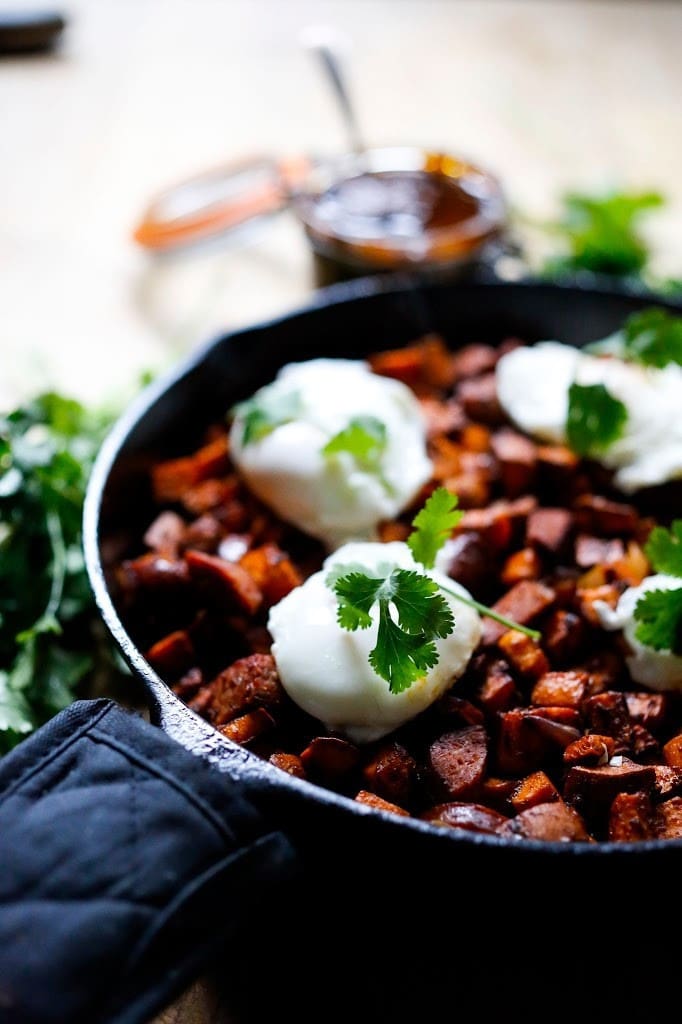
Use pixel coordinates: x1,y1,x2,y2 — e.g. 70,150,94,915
327,487,541,694
0,393,121,752
322,416,392,492
333,568,454,694
234,389,302,446
566,382,628,457
633,520,682,655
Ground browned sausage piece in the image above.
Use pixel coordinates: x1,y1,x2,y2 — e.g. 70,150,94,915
423,802,508,834
574,534,626,568
625,693,668,732
440,532,495,596
482,580,556,645
583,692,632,754
496,710,550,776
655,796,682,839
531,670,588,709
458,373,504,425
476,660,517,713
526,508,574,556
269,752,306,779
653,766,682,800
499,801,591,842
663,734,682,767
186,548,262,615
118,553,190,593
573,494,639,536
210,653,285,725
608,792,655,842
631,724,659,759
542,610,586,667
300,737,361,780
355,790,410,817
143,510,187,555
510,771,559,812
450,343,499,381
564,760,656,820
362,742,417,806
428,726,487,800
491,428,537,498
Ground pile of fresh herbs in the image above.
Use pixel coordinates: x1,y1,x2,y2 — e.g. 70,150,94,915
0,393,118,753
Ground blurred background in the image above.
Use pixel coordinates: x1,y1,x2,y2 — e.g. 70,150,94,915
2,0,681,408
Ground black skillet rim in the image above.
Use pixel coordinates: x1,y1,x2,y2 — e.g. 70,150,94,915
84,272,682,857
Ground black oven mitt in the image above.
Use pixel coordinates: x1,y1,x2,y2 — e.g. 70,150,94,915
0,699,296,1024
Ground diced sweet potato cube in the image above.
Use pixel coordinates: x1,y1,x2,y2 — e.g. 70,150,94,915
500,801,591,842
542,610,585,667
355,790,410,817
239,543,302,606
497,629,550,679
510,771,559,812
430,435,462,480
653,766,682,801
501,548,542,586
300,737,361,780
370,335,454,390
482,580,556,645
526,508,574,555
611,540,650,586
210,653,285,725
663,734,682,767
496,710,549,775
186,548,262,614
151,436,229,502
461,423,492,453
369,344,425,385
564,760,656,819
363,742,417,806
219,708,275,745
584,692,632,754
563,734,615,767
491,429,537,498
144,511,186,555
476,660,517,713
536,444,579,476
377,521,411,543
428,726,487,800
181,477,240,516
458,373,504,424
442,469,490,509
608,791,655,842
625,693,668,731
422,802,508,834
146,630,195,677
575,584,621,626
269,752,306,780
458,496,537,550
531,670,588,709
655,797,682,839
573,495,639,536
450,343,498,381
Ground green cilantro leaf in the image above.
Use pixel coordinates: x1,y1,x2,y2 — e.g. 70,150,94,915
328,565,454,694
620,308,682,368
323,416,386,464
634,587,682,655
644,521,682,577
407,487,462,569
542,190,663,277
566,382,628,457
234,389,302,446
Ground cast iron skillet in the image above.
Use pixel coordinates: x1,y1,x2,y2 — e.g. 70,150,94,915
85,276,682,1018
85,275,682,864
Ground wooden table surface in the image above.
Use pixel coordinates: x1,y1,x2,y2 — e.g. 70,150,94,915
2,1,681,1020
2,0,681,415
